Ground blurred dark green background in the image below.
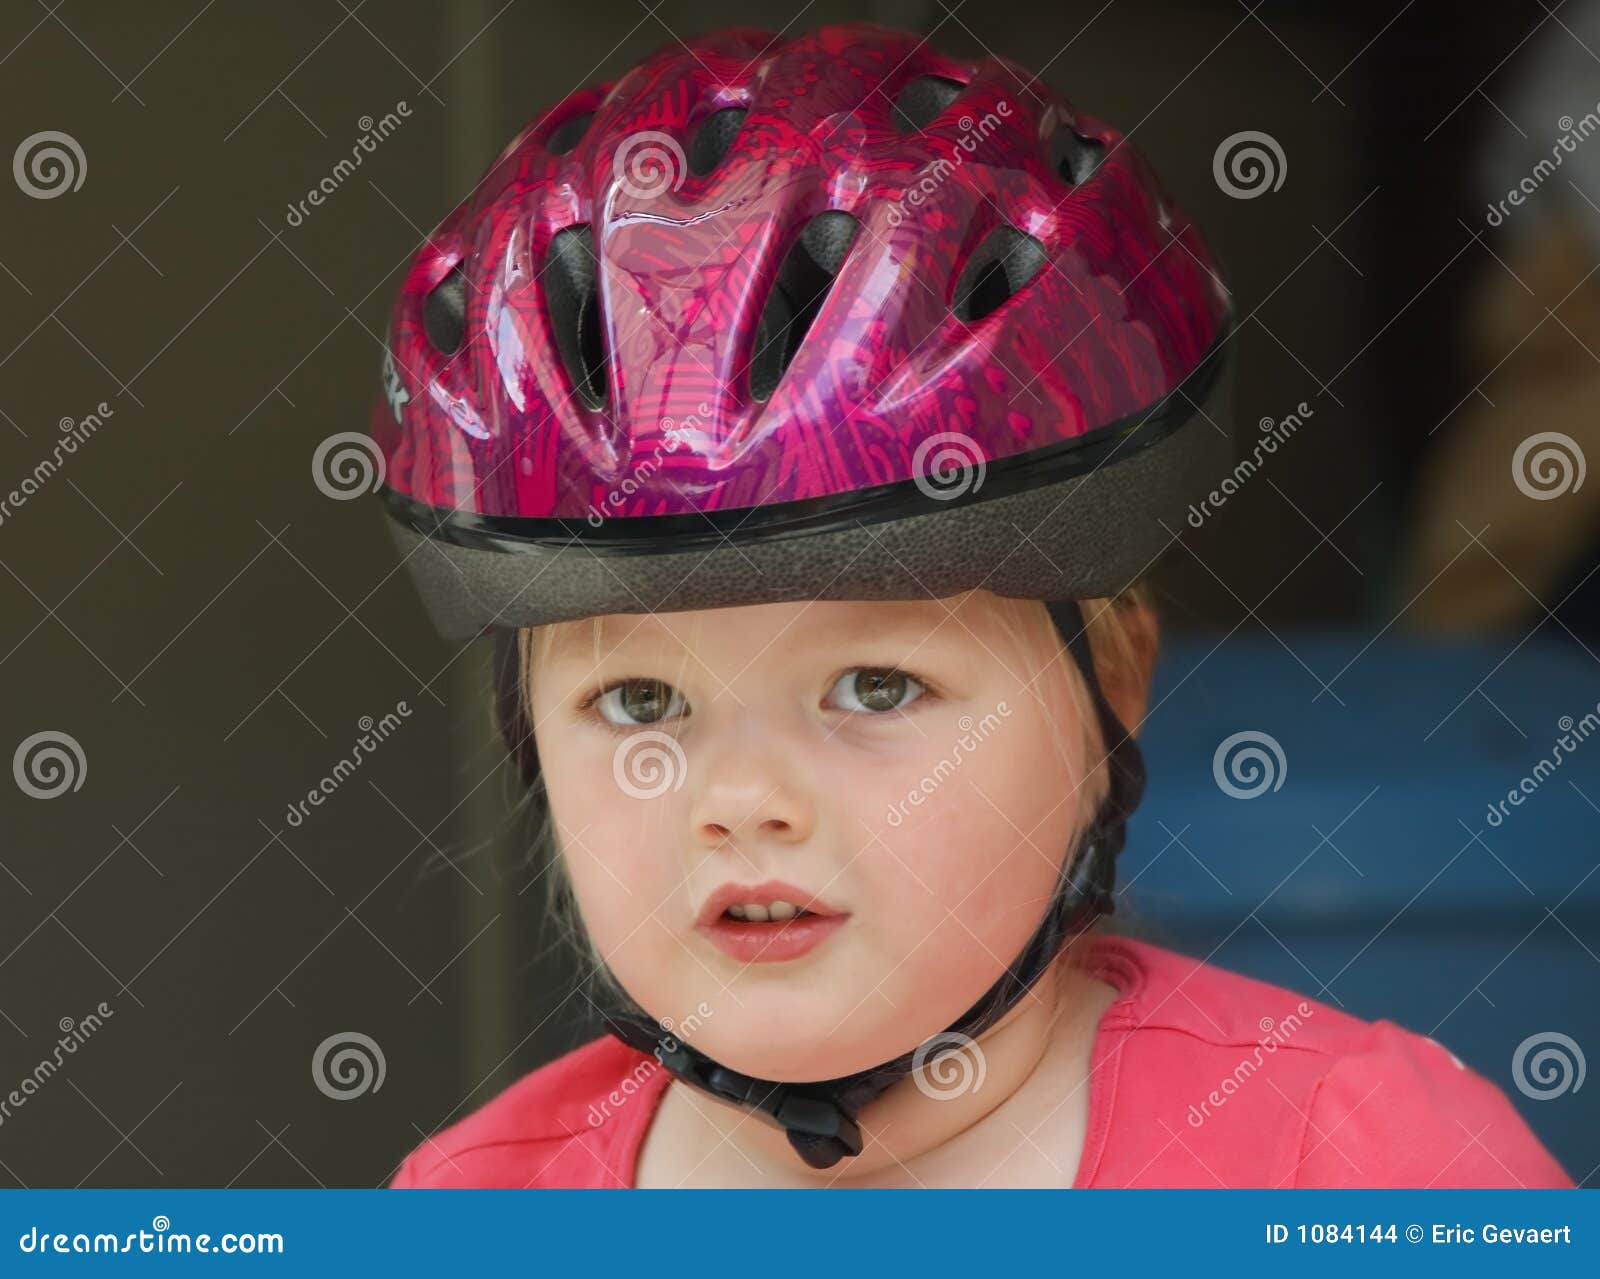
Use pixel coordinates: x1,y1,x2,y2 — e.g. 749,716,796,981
0,0,1580,1187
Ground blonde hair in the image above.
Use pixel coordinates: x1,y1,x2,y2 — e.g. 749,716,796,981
506,585,1156,1001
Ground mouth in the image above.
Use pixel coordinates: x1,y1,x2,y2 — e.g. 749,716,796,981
695,881,849,964
720,901,823,922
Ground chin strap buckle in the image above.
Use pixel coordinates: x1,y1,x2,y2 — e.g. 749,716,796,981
654,1039,864,1168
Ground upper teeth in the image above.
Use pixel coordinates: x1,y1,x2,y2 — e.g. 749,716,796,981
726,901,804,921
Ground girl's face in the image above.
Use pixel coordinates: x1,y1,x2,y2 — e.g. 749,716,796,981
528,590,1096,1082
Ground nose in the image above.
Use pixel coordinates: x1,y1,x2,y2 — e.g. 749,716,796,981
689,730,815,849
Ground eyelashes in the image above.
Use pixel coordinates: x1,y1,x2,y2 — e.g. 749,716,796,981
576,666,939,730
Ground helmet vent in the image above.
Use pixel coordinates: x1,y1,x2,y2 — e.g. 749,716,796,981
546,110,596,155
1052,127,1106,185
423,262,467,355
952,226,1047,323
891,75,965,134
543,225,608,411
748,210,859,403
688,107,747,176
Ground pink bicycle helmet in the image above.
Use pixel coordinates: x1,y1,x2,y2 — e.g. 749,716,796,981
370,22,1234,1169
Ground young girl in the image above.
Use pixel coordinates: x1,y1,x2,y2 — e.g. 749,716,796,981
373,23,1572,1188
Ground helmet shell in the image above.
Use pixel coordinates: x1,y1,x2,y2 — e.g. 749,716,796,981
372,22,1229,528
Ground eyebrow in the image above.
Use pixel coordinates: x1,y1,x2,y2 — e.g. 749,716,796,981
541,605,955,667
540,615,681,665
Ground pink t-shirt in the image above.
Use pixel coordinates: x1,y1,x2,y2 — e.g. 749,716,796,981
388,936,1574,1188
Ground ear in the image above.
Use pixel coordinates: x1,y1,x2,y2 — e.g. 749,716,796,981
1095,596,1160,737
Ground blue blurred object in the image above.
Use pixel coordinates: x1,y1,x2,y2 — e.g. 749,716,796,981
1125,630,1599,1184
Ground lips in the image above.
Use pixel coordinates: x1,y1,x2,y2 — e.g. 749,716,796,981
694,879,849,964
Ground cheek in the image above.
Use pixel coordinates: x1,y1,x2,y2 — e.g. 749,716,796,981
863,709,1085,1012
534,722,689,982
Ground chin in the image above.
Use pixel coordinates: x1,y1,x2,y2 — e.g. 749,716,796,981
693,1029,885,1083
684,998,952,1084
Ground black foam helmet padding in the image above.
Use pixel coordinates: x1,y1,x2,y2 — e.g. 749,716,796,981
952,225,1047,323
490,597,1146,1170
546,110,596,155
748,211,858,402
423,263,467,355
890,74,964,133
1052,125,1106,186
543,225,607,410
689,107,747,176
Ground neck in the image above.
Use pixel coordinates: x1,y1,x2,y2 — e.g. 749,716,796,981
677,940,1109,1186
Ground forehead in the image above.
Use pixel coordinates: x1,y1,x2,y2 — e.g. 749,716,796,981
536,594,1032,665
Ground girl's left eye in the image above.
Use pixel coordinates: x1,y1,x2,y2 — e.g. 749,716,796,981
825,668,926,714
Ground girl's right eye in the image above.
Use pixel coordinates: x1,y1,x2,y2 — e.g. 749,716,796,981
592,678,688,727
